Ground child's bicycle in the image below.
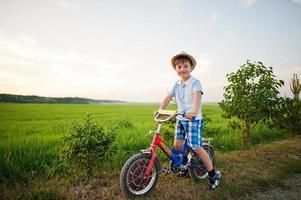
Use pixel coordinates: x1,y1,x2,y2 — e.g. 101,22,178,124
120,109,216,198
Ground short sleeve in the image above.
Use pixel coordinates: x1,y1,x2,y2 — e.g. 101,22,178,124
169,82,176,97
192,80,204,94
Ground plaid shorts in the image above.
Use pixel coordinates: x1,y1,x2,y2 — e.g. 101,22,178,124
175,119,204,148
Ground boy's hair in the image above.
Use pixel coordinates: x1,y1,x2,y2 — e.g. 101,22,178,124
174,56,193,67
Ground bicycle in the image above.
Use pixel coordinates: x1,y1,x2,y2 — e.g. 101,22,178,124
119,109,216,198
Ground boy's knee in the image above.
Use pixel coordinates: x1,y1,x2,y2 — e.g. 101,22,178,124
174,143,181,150
174,139,184,150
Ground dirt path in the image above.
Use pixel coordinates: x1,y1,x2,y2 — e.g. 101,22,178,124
242,173,301,200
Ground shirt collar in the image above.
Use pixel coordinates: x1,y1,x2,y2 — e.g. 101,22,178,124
177,76,194,86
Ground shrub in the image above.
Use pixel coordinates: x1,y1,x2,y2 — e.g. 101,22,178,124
273,98,301,137
59,114,115,177
250,123,289,144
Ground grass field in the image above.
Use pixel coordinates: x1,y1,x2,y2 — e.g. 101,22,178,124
0,103,295,199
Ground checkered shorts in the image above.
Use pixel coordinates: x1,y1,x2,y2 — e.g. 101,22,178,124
175,119,204,148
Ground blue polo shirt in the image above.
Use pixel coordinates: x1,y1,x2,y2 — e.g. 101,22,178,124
169,76,204,121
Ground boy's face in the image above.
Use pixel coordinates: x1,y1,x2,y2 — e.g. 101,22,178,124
175,60,192,80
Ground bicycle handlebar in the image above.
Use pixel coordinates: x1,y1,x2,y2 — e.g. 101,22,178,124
154,109,184,123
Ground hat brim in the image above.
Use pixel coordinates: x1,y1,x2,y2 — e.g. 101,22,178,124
171,53,197,70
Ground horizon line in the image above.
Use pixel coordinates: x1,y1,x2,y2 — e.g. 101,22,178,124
0,93,220,104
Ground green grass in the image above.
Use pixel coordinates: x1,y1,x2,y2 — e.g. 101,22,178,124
0,103,292,186
0,103,159,183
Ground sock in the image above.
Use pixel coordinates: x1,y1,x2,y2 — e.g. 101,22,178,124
208,169,216,178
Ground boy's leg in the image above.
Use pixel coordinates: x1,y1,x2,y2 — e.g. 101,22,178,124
193,148,213,171
194,148,221,189
187,120,221,189
174,120,187,177
174,120,185,150
186,120,213,170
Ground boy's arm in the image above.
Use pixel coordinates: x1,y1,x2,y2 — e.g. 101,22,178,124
193,91,201,114
160,94,173,109
186,91,201,119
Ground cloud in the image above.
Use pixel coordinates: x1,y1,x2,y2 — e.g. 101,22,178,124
0,55,32,66
211,11,219,23
238,0,257,7
0,32,162,100
193,53,214,76
16,36,37,46
225,29,234,37
0,33,107,90
55,0,80,9
292,0,301,5
0,33,96,69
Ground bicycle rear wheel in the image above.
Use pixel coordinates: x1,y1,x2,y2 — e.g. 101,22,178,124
189,144,215,181
120,153,160,198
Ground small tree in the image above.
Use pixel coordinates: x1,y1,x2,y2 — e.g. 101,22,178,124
219,61,284,148
60,114,115,177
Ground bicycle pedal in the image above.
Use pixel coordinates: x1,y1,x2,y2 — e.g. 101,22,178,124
161,167,171,175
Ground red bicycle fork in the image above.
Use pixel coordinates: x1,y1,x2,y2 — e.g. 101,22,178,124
144,132,172,176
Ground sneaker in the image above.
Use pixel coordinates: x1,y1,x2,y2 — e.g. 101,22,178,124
208,170,221,189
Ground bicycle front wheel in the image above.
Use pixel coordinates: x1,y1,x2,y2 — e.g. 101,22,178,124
120,153,160,198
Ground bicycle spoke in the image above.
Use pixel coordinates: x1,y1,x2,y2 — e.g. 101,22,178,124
127,160,148,187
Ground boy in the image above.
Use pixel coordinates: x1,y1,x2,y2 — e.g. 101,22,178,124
158,51,221,189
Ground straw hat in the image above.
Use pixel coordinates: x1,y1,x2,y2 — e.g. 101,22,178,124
171,51,197,70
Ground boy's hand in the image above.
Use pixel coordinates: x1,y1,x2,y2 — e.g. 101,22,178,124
185,112,196,120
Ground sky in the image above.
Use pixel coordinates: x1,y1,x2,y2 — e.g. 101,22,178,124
0,0,300,102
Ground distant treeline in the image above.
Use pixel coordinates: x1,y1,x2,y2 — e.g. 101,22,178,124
0,94,125,104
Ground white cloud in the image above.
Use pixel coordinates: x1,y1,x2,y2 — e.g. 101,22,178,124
0,56,45,79
55,0,80,9
238,0,257,7
292,0,301,5
16,35,37,46
0,55,31,66
225,29,234,37
212,11,219,23
193,53,214,76
0,33,111,94
0,33,164,100
0,33,98,69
